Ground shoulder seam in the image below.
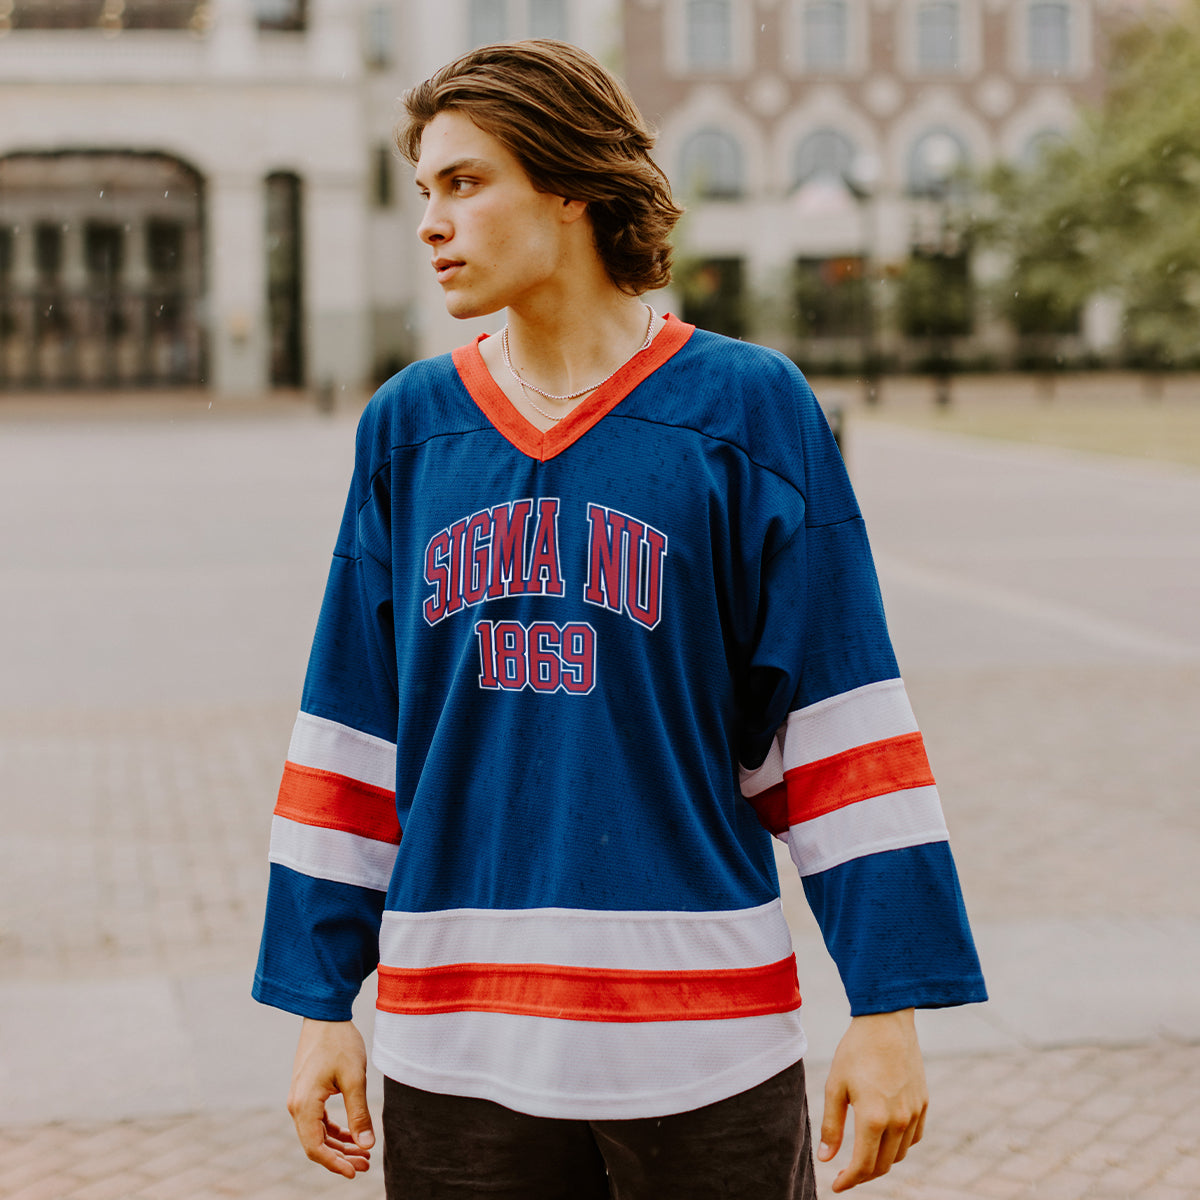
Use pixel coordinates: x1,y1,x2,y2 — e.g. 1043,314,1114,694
610,412,807,504
353,426,492,524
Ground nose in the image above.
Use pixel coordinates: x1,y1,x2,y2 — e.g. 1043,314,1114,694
418,196,449,246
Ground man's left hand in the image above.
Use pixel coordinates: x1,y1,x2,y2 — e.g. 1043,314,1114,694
818,1007,927,1193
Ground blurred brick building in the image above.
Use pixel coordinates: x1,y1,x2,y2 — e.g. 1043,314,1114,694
624,0,1120,369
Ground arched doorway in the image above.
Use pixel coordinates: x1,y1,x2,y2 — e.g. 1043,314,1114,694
0,150,206,389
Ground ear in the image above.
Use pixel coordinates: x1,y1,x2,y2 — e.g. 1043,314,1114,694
559,197,589,225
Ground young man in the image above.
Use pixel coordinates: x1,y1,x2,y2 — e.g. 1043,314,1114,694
253,40,985,1198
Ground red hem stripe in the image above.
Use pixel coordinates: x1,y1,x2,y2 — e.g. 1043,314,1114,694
274,761,401,844
783,732,935,824
376,956,801,1023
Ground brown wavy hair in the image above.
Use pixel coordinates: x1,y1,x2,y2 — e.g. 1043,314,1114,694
396,40,683,296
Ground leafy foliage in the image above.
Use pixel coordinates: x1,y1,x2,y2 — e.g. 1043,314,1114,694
979,0,1200,365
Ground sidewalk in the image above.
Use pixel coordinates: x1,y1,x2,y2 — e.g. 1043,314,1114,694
1,392,1198,1198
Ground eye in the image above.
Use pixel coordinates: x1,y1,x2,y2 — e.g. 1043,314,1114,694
451,177,479,195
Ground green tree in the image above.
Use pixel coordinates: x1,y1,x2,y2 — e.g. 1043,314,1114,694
980,0,1200,367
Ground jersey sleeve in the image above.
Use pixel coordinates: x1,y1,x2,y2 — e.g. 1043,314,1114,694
737,377,986,1017
253,399,400,1021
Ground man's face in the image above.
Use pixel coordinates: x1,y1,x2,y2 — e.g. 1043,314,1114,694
414,110,574,320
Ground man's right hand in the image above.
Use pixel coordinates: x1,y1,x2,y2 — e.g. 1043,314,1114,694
287,1018,375,1178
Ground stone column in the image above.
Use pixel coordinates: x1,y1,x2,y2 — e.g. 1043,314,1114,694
305,169,370,398
207,0,256,77
307,0,359,78
208,171,268,396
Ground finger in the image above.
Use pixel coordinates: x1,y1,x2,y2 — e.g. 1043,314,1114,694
819,1077,849,1163
310,1124,359,1177
893,1108,924,1164
341,1072,376,1152
290,1099,358,1179
869,1123,907,1179
320,1111,372,1165
832,1109,885,1193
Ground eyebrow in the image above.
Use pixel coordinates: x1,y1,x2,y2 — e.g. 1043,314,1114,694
414,157,493,190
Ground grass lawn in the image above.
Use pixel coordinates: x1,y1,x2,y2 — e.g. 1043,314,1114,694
813,372,1200,469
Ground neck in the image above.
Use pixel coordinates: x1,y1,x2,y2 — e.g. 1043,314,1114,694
503,292,653,401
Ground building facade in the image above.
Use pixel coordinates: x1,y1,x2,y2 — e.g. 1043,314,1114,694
0,0,1137,394
623,0,1117,367
0,0,619,395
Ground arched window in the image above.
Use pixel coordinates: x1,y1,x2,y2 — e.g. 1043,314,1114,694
686,0,733,70
1029,1,1070,73
908,128,969,195
804,1,848,70
0,151,206,389
916,1,958,72
679,128,744,199
792,129,856,189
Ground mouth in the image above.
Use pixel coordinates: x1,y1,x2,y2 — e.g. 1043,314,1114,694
433,259,464,283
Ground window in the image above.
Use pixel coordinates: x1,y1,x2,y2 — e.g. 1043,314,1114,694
147,220,184,279
681,257,745,338
679,129,744,200
529,0,566,40
364,4,393,68
253,0,305,31
916,1,958,72
795,257,866,337
686,0,733,70
899,248,972,337
469,0,507,45
373,145,395,209
1029,1,1070,73
35,224,62,284
8,0,204,30
804,1,847,70
908,128,968,195
793,128,856,189
85,224,124,289
266,172,304,387
0,152,206,389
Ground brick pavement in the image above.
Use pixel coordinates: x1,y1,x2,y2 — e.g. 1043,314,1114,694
2,1043,1197,1200
2,395,1199,1197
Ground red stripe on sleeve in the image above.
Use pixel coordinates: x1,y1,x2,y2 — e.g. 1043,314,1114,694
784,732,935,824
274,761,401,845
377,956,801,1023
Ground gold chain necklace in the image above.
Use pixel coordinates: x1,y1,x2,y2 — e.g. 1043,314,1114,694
502,306,656,422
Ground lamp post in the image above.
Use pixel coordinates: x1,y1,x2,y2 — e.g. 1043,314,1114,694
845,152,881,406
918,132,962,408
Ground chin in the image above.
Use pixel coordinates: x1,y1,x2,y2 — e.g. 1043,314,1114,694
443,290,503,322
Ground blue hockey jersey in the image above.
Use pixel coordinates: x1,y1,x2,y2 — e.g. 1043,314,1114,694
253,316,985,1119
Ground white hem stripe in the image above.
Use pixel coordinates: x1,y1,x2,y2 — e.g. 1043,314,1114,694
378,900,794,973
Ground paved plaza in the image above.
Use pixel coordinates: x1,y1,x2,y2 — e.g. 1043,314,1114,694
1,384,1198,1198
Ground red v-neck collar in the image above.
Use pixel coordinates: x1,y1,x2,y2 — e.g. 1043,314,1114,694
452,314,695,462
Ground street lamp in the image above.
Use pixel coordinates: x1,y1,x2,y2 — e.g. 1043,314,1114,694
844,151,881,405
917,132,963,408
